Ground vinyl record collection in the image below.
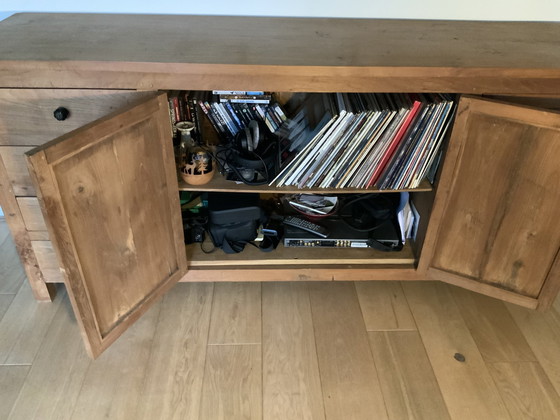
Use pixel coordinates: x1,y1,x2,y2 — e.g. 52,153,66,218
271,93,456,190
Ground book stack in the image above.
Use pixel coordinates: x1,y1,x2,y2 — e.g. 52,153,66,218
271,93,455,190
197,91,287,140
168,91,203,143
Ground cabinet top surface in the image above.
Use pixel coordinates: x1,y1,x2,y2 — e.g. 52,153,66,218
2,13,560,69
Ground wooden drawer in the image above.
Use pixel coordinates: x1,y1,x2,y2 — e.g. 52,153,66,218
16,197,47,231
31,240,63,283
0,146,35,196
0,89,152,146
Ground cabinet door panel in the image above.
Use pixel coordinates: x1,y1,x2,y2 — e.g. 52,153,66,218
26,93,186,358
422,96,560,309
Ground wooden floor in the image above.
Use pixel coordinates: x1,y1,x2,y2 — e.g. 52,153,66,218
2,217,560,420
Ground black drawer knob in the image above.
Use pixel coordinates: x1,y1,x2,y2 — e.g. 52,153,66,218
53,107,70,121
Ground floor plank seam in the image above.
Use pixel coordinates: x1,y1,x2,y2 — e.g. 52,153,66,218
401,283,455,420
135,293,164,418
0,363,32,367
365,328,418,332
197,282,215,420
207,342,261,346
4,364,32,420
306,282,329,420
351,283,391,420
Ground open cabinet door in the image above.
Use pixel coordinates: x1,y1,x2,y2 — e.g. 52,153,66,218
26,93,187,358
419,96,560,310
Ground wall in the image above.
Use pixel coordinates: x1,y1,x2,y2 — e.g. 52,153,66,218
1,0,560,21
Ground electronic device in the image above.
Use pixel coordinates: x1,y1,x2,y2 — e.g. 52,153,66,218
283,217,400,248
282,216,329,238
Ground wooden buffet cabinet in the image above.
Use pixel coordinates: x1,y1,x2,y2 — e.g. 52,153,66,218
1,13,560,358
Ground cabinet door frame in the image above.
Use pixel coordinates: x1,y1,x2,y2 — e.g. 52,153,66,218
419,96,560,310
26,92,187,358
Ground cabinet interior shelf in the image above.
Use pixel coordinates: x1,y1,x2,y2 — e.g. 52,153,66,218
178,172,433,194
185,241,416,268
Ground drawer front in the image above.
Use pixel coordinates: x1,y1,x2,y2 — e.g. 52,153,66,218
0,89,152,146
31,240,63,283
16,197,47,231
0,146,35,196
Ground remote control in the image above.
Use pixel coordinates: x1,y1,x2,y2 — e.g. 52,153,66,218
283,216,329,238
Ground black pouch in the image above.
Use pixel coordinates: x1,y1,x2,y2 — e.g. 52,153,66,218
207,193,264,254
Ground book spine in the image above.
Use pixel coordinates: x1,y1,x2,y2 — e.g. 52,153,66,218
187,93,202,143
198,100,225,137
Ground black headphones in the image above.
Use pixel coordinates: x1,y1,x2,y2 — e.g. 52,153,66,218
237,120,261,154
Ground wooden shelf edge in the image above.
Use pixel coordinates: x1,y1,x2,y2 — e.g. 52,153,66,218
186,241,417,268
180,265,422,282
178,173,433,194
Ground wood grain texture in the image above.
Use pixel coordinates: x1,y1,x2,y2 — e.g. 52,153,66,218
309,282,389,420
182,267,421,283
1,15,560,94
208,282,261,345
16,197,46,231
0,283,63,365
450,287,536,362
0,365,30,420
0,152,55,301
26,93,186,358
488,362,560,420
179,174,432,194
402,282,511,419
6,296,91,420
368,331,451,420
262,283,325,420
507,303,560,396
199,344,262,420
427,97,560,303
187,243,416,267
69,300,160,420
0,89,152,146
0,146,35,195
136,283,214,420
355,282,416,331
30,240,63,283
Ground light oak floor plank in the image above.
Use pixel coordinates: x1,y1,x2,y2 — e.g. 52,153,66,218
0,293,15,321
69,299,161,420
208,282,261,345
309,282,389,420
0,365,30,420
450,287,536,362
402,282,511,420
262,282,325,420
355,281,416,331
507,302,560,396
136,283,214,420
488,361,560,420
199,344,262,420
0,219,25,294
7,296,91,420
368,331,451,420
0,282,64,364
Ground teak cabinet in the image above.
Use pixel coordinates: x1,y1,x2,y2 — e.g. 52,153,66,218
1,14,560,358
